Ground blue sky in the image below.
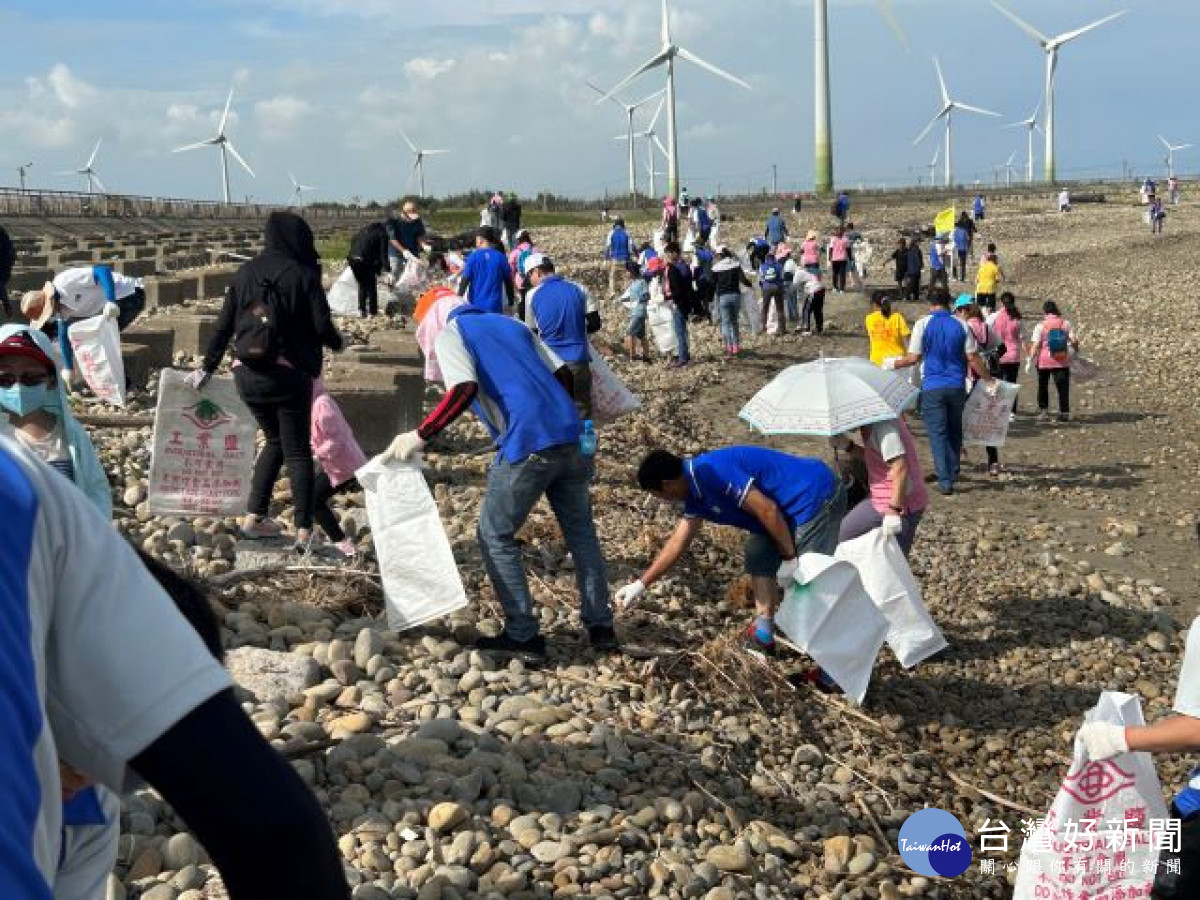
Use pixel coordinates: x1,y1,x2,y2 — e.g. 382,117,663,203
0,1,1187,203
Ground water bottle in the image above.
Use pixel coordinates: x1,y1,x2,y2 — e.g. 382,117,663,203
579,420,597,457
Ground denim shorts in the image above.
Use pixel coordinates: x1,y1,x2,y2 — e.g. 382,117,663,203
627,311,648,338
743,480,848,577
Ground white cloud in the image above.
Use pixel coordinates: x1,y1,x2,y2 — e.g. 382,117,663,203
684,121,718,141
255,95,312,125
404,58,457,81
46,64,97,109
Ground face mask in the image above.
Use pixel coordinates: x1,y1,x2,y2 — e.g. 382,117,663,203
0,384,58,418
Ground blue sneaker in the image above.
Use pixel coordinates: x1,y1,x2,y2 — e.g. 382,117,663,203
742,616,777,658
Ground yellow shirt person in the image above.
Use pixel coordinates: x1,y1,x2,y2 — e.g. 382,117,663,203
865,308,911,366
976,258,1001,295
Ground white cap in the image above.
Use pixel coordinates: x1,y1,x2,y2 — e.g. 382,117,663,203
521,252,548,276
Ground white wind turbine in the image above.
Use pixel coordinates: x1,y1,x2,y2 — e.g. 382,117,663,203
989,2,1126,183
588,80,665,201
926,146,940,186
57,139,106,194
596,0,751,200
638,96,671,200
173,87,255,204
1002,151,1019,187
1159,136,1192,180
289,171,316,207
913,57,1000,188
1004,98,1043,183
400,130,450,200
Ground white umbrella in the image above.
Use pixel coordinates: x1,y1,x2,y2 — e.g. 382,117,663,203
738,356,918,436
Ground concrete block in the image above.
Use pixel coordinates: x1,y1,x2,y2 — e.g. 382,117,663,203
199,269,237,300
55,249,95,265
155,313,221,357
327,369,425,455
121,325,175,369
177,276,200,302
116,259,158,279
134,247,158,259
19,255,48,267
143,278,184,310
9,269,52,292
121,344,152,389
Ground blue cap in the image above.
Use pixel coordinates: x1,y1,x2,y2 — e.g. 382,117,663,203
954,293,974,310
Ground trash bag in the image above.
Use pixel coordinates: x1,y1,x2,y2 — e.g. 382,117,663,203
327,268,360,317
739,286,762,337
775,554,890,705
834,529,947,668
683,230,696,253
398,257,428,294
647,302,677,355
588,344,640,422
1013,692,1170,899
963,381,1020,447
1072,355,1101,383
652,229,665,255
68,313,126,407
147,369,257,516
356,457,468,631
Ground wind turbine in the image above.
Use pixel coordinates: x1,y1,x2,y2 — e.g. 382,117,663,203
1159,136,1192,179
1004,98,1043,183
989,2,1126,183
926,146,940,187
913,57,1000,188
639,96,671,200
587,80,664,201
596,0,751,200
1002,151,1019,187
813,1,908,194
288,171,316,207
56,139,105,194
399,130,450,200
173,87,255,203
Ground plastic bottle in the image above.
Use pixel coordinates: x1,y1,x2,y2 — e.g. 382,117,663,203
579,420,597,457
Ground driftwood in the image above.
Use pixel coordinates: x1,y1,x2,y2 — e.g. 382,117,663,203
207,564,380,587
77,413,154,428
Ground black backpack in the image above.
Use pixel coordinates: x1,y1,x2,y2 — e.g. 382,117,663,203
233,278,282,368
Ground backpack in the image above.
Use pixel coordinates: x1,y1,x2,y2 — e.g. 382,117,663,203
974,322,1005,376
1045,322,1070,362
760,258,783,286
233,278,283,368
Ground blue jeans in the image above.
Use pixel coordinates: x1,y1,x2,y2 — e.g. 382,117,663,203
671,306,690,362
744,480,848,576
921,387,966,490
717,293,741,347
477,443,611,641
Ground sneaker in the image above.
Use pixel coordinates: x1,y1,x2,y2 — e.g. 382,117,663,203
731,343,740,355
937,484,954,496
800,666,843,695
475,632,547,659
1037,410,1052,422
587,625,620,651
334,539,358,559
742,619,777,658
240,518,284,540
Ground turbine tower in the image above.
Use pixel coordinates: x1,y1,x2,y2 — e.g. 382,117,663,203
913,57,1000,188
1002,151,1019,187
289,171,316,207
926,146,940,187
587,80,664,201
173,87,255,203
812,1,907,194
1159,136,1192,179
989,2,1126,183
596,0,751,200
400,130,450,200
1005,98,1043,183
639,97,670,200
57,139,105,194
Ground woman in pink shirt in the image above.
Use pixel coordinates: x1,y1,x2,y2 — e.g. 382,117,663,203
835,416,929,556
310,378,368,557
1026,300,1079,422
800,230,821,275
986,292,1023,415
828,228,851,292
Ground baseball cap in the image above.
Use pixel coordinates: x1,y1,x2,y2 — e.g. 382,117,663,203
0,330,56,373
954,293,974,309
520,252,548,276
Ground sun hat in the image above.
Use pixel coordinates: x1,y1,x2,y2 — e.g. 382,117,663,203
954,293,974,310
21,283,56,329
805,230,818,240
520,252,548,277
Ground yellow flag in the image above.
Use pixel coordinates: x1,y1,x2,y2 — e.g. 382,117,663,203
934,207,955,236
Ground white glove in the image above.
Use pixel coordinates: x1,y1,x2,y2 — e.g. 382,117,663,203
102,302,120,320
184,369,211,391
382,430,425,464
615,580,646,610
881,514,903,536
881,357,898,371
776,557,799,588
1024,358,1034,374
984,379,1000,397
1075,722,1129,761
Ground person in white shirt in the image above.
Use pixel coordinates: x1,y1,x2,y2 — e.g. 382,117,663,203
1058,188,1071,212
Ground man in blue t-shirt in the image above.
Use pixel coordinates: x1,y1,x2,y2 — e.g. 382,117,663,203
604,219,632,296
617,446,846,656
383,306,614,657
525,254,593,420
458,227,514,314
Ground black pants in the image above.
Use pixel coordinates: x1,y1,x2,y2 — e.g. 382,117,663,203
904,273,921,303
348,258,379,316
953,251,968,280
117,287,146,330
802,289,826,333
236,365,315,529
831,260,848,291
998,362,1020,413
760,286,786,333
976,293,996,312
693,279,714,322
1037,367,1070,415
313,473,357,542
929,269,949,292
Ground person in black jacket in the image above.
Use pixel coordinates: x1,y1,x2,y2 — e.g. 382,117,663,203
0,224,14,318
500,194,522,250
189,212,343,551
904,237,924,303
347,222,390,317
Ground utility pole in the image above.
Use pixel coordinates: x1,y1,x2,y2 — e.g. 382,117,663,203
18,162,32,191
772,164,778,196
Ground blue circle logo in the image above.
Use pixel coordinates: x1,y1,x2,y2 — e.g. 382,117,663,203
897,808,972,877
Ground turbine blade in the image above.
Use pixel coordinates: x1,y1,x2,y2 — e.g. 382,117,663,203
661,0,670,46
218,87,234,134
648,96,666,132
1006,151,1017,165
225,141,255,178
675,47,752,90
652,134,669,158
954,101,1002,118
422,149,451,156
989,0,1051,47
1178,144,1194,152
173,141,212,153
398,129,419,154
933,57,950,106
86,138,102,168
1053,11,1126,47
54,170,77,177
288,170,299,188
932,147,940,165
594,50,672,105
913,110,946,146
631,87,666,109
585,79,625,109
875,0,910,53
1003,120,1026,130
91,174,107,193
1159,135,1172,150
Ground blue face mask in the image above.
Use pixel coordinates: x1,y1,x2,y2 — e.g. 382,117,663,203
0,384,59,418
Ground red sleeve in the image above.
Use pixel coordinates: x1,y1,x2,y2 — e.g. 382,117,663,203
417,382,478,441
